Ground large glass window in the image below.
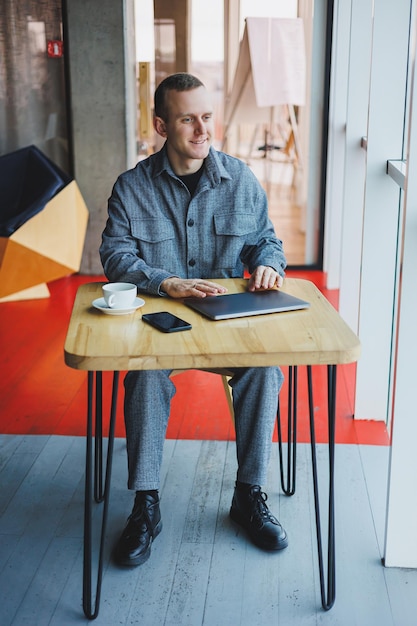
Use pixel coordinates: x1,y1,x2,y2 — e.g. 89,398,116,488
134,0,325,267
191,0,309,266
191,0,224,146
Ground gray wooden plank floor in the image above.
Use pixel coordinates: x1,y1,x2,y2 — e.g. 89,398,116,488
1,435,416,626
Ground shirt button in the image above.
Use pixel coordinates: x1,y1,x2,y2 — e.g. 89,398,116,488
188,258,196,267
188,219,195,227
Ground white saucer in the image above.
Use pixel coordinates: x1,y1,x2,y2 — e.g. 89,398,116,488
92,297,145,315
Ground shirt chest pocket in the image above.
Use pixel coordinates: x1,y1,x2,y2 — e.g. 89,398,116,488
213,213,257,270
131,218,175,266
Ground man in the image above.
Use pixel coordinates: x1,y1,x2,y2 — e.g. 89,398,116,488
100,73,288,567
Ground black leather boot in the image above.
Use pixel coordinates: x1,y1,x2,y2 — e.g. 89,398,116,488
114,491,162,566
230,484,288,551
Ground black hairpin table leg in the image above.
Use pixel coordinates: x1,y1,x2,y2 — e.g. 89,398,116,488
277,365,298,495
83,370,119,620
94,372,103,503
307,364,337,611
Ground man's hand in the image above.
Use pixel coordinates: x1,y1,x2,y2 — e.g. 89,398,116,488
248,266,283,292
160,277,228,299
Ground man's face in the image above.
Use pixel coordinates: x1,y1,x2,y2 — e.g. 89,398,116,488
154,86,214,173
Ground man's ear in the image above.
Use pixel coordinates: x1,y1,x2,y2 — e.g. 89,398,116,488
154,116,167,138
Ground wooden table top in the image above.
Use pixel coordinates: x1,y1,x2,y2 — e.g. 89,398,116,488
64,278,361,372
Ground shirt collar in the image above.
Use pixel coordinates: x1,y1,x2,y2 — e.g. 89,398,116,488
151,144,232,186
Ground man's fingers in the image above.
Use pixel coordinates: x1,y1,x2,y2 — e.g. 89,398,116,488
191,280,228,297
248,266,283,291
162,277,227,298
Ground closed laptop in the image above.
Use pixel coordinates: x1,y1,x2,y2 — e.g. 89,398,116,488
184,289,310,321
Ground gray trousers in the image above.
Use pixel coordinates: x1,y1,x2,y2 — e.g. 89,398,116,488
123,366,284,491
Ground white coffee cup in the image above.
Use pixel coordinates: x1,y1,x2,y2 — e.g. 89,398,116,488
102,282,137,309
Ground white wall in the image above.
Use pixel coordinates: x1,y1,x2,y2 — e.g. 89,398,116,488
383,0,417,571
326,0,417,567
324,0,372,296
354,0,409,423
325,0,410,424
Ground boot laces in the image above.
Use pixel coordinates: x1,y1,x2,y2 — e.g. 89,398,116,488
129,496,156,536
250,487,276,524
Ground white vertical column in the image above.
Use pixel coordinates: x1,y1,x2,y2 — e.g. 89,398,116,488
354,0,410,421
336,0,372,329
324,0,357,289
303,0,327,265
384,2,417,569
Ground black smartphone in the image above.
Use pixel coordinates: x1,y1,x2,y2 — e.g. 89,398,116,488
142,311,192,333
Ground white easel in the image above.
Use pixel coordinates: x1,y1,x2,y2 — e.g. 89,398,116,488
223,18,306,196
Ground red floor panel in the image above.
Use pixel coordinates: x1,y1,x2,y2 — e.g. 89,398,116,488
0,272,389,446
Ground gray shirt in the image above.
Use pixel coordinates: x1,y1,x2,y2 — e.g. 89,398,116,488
100,145,287,295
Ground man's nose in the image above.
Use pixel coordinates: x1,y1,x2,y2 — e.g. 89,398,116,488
194,118,206,133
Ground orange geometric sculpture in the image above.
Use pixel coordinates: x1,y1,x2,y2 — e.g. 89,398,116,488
0,146,89,302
